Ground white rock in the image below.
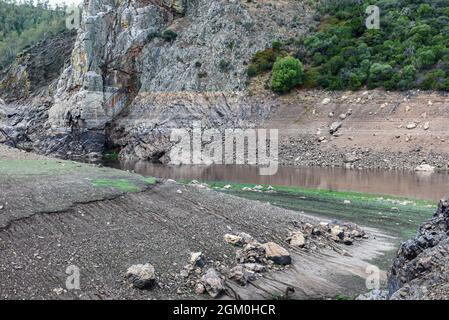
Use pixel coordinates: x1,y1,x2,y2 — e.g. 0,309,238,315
289,231,306,247
224,234,243,246
415,164,435,172
223,185,232,189
126,263,156,289
322,98,331,105
343,200,351,204
423,122,430,130
406,122,417,130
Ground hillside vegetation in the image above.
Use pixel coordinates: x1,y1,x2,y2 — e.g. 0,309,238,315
249,0,449,92
0,0,67,71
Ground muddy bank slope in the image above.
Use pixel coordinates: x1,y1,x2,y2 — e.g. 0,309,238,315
0,145,394,299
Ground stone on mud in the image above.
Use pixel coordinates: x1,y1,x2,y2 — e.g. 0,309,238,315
262,242,291,265
190,252,206,268
125,263,156,289
329,121,342,135
229,265,257,286
201,268,225,298
289,231,306,247
224,234,244,246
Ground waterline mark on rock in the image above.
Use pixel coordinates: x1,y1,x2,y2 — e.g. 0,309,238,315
169,122,278,175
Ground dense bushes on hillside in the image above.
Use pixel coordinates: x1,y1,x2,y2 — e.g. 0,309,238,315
0,0,67,71
250,0,449,92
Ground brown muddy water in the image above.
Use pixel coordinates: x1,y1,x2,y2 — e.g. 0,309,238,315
106,161,449,201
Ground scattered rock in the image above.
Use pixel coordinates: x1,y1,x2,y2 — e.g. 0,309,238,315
343,153,360,163
224,234,244,246
322,98,331,105
236,242,266,264
329,121,342,135
190,252,206,268
288,231,306,247
262,242,291,265
229,265,257,286
356,289,389,300
243,263,266,273
200,268,224,298
125,263,156,289
194,283,206,295
339,113,347,120
406,122,417,130
415,164,435,172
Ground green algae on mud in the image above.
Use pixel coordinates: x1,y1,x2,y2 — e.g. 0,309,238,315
0,159,97,175
92,176,157,193
191,181,436,240
92,178,141,193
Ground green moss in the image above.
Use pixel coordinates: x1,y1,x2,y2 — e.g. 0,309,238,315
141,176,157,185
188,180,435,239
91,178,141,193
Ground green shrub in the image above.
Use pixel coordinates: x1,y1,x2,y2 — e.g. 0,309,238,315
161,29,178,41
271,57,304,93
368,63,393,88
247,47,282,77
218,59,231,72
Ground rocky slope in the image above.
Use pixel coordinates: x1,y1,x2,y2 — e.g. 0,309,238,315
2,0,314,160
388,198,449,300
1,0,449,171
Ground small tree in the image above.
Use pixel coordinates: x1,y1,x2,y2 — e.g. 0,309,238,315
271,56,304,93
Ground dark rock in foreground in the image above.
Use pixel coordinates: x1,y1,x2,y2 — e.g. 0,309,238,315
388,199,449,299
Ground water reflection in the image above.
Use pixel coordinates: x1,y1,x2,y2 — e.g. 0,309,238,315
106,161,449,201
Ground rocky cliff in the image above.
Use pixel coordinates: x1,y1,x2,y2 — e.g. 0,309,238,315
388,199,449,299
0,0,315,160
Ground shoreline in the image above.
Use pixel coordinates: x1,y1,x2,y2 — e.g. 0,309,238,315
0,144,397,300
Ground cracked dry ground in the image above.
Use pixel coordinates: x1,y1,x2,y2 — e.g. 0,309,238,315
0,148,394,299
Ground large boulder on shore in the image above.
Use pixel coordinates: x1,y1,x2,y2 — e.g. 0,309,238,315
262,242,292,265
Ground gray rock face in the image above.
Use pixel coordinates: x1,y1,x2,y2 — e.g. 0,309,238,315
388,199,449,299
2,0,316,159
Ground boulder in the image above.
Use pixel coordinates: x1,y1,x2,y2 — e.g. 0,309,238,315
125,263,156,289
262,242,291,265
201,268,225,298
406,122,417,130
289,231,306,247
329,121,342,134
415,164,435,172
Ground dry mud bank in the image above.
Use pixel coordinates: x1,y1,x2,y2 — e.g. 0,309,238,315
0,145,394,299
